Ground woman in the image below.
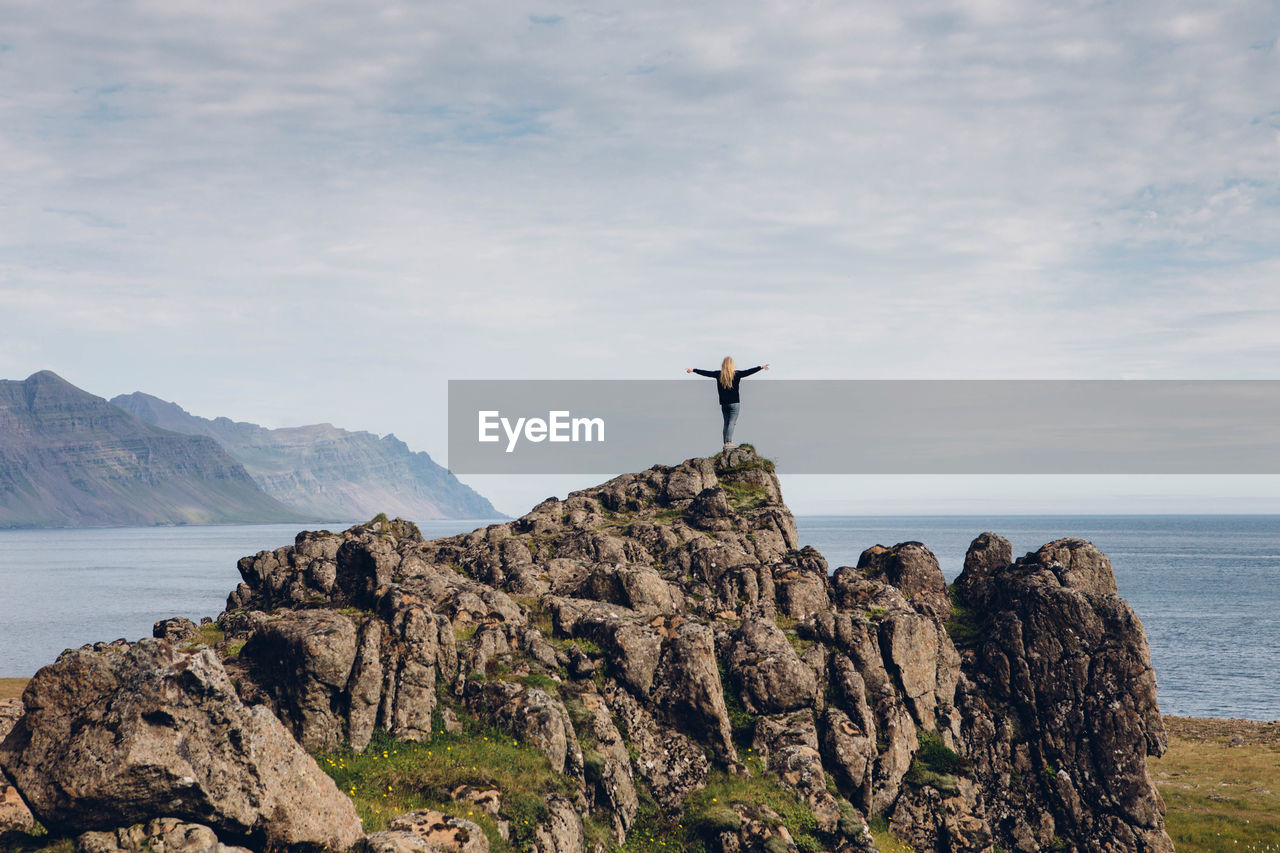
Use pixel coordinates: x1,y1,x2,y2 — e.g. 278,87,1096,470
686,357,770,450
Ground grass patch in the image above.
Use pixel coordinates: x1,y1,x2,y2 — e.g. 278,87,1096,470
314,712,574,851
1151,716,1280,853
0,677,29,700
179,622,225,652
719,480,770,514
866,816,913,853
615,769,821,853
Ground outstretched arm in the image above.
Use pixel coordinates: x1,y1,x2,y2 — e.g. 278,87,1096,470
688,368,718,377
738,364,768,377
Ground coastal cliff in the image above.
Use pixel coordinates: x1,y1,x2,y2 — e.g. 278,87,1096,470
0,448,1172,852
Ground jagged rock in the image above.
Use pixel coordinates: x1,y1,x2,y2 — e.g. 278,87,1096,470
76,818,252,853
651,620,735,759
529,795,584,853
550,598,664,695
364,809,489,853
855,542,950,618
608,688,708,813
821,706,877,814
954,534,1173,853
725,618,817,714
0,639,363,851
240,609,360,750
878,611,960,733
152,617,199,643
187,451,1170,853
951,531,1012,610
573,691,638,840
750,711,841,832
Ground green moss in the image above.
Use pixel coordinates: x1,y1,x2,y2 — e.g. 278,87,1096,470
944,587,991,648
716,661,755,746
903,730,969,796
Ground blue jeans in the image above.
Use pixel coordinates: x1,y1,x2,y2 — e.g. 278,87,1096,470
721,403,739,443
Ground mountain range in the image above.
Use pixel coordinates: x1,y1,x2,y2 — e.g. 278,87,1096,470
0,371,307,528
112,391,498,522
0,371,499,528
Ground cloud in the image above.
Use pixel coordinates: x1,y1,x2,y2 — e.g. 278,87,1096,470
0,0,1277,509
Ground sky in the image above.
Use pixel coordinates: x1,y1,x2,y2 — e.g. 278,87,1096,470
2,0,1279,516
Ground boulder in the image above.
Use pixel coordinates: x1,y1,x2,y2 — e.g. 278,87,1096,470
0,639,363,851
240,609,360,750
364,810,489,853
725,618,817,714
856,542,950,618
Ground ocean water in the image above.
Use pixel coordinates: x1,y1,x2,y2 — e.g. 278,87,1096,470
1,516,1276,720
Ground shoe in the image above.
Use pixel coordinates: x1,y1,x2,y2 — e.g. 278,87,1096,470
723,442,738,450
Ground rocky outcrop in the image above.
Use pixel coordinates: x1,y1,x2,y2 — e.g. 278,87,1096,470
0,639,363,851
0,447,1173,853
949,536,1171,853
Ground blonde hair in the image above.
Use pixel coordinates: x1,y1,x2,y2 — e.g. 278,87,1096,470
719,356,735,389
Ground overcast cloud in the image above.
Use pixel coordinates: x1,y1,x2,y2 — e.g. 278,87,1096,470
2,0,1278,514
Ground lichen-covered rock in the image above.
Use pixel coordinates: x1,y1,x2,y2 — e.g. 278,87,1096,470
855,542,950,619
58,448,1166,853
76,818,252,853
608,688,709,813
0,639,363,851
953,533,1173,853
651,620,735,759
364,810,490,853
151,617,199,643
465,681,584,781
528,795,584,853
574,691,638,840
725,618,817,714
239,609,360,750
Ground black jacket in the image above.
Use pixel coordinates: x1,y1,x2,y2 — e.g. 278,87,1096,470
692,366,763,405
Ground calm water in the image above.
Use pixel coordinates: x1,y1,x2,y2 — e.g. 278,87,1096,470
1,516,1276,720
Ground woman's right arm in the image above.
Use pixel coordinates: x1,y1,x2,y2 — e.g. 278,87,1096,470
689,368,717,377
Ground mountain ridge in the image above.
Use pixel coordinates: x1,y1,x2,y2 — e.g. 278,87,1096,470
0,371,308,528
111,391,501,521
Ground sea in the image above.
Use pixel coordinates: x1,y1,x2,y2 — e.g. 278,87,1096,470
1,515,1276,721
